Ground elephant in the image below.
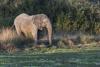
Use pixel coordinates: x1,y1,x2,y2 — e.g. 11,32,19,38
14,13,52,45
14,13,38,44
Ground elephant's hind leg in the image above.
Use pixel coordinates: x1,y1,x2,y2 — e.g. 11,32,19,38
15,25,21,36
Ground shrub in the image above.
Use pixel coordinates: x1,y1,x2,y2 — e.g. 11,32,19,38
80,34,95,44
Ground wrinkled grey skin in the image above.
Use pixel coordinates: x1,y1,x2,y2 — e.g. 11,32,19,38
14,13,52,44
32,14,52,44
14,13,38,43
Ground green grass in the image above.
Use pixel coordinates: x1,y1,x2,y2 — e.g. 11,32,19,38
0,47,100,67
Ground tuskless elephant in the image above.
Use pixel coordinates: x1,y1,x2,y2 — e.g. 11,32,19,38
14,13,52,45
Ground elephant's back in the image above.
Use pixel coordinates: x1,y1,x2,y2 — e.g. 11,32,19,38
14,13,33,25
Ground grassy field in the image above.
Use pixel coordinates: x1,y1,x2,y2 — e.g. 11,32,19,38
0,28,99,67
0,47,100,67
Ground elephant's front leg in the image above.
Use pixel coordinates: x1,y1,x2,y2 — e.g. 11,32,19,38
47,25,52,45
31,27,38,46
34,33,37,45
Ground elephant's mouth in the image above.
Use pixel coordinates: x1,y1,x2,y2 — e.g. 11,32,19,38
39,27,43,30
39,27,45,30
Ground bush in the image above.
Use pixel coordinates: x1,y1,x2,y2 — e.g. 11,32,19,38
80,34,95,44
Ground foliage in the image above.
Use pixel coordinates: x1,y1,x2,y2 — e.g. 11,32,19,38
0,0,100,33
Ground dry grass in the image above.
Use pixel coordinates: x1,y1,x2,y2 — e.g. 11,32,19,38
0,28,19,53
0,28,17,42
0,28,99,53
63,37,76,48
0,28,38,53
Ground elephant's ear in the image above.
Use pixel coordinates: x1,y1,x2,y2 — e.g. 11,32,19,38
32,15,35,23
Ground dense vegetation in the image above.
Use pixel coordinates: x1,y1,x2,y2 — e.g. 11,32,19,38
0,0,100,34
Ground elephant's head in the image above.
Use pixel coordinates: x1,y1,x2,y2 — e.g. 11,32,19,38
32,14,52,45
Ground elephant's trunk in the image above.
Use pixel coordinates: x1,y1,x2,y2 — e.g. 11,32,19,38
46,21,52,45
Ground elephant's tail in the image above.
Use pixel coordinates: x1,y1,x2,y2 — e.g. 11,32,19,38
10,24,15,30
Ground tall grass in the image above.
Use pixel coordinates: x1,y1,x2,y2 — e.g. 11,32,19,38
0,28,17,42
